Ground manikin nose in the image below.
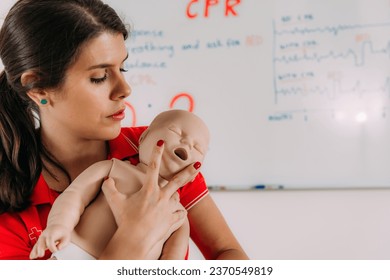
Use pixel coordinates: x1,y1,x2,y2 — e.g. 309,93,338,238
174,147,188,161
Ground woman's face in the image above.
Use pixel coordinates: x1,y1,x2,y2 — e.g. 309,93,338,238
42,32,130,141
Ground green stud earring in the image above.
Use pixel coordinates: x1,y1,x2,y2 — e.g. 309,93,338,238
40,99,48,105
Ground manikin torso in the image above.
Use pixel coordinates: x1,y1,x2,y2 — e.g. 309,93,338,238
71,159,149,258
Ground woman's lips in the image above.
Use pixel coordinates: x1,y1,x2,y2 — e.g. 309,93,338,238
110,109,125,120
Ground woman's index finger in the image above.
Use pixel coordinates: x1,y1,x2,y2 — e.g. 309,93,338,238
143,140,165,191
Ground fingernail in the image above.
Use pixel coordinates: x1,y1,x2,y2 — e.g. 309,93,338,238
193,161,201,170
157,139,164,147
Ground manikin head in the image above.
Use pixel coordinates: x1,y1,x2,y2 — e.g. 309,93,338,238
139,110,210,181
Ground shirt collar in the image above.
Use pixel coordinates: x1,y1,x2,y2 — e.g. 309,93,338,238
108,129,141,160
30,174,59,206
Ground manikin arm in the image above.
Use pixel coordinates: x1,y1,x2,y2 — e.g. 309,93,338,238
30,160,114,259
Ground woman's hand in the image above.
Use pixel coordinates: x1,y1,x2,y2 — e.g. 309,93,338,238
99,140,201,259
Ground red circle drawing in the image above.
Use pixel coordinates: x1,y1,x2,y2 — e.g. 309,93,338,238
169,93,194,112
125,101,137,126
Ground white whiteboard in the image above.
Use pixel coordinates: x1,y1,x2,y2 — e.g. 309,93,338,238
2,0,390,188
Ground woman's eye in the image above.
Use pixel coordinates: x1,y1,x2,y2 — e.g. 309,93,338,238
90,75,107,84
120,60,128,73
90,70,108,84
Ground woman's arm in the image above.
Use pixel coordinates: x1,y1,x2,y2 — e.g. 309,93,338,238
159,218,190,260
188,195,249,260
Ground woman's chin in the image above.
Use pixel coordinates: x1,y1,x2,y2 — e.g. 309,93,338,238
104,124,122,140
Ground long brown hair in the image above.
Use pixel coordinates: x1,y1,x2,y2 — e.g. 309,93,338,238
0,0,129,213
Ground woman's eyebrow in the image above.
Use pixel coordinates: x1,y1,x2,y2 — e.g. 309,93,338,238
87,53,128,70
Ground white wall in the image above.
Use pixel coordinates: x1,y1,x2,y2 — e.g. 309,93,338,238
189,189,390,260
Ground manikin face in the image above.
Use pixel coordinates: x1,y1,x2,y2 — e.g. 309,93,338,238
138,110,210,181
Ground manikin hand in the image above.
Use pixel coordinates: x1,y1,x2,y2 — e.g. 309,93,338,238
29,224,71,259
100,140,200,259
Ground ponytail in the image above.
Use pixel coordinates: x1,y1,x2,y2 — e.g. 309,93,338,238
0,71,42,213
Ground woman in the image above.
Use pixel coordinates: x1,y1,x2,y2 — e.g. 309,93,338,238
0,0,248,260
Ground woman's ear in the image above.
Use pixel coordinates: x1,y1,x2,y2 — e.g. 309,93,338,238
21,71,49,106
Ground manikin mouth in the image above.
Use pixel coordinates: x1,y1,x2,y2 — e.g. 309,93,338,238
174,148,188,161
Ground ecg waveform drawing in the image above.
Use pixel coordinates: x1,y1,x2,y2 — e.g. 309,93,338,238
274,40,390,67
274,21,390,36
271,14,390,122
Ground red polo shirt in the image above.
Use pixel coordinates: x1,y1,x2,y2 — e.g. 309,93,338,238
0,127,208,260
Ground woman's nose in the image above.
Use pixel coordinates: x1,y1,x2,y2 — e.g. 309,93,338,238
111,73,131,100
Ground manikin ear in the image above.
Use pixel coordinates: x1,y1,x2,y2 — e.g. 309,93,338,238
21,71,49,106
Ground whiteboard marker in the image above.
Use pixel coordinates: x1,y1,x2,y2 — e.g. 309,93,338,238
253,185,284,190
208,185,284,191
